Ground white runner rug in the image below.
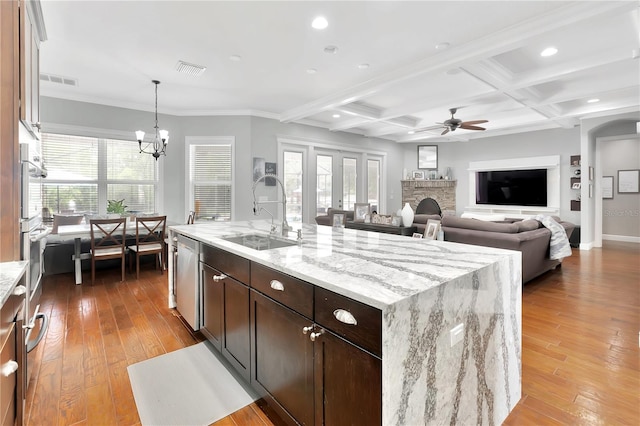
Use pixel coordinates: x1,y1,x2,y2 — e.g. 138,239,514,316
128,341,258,426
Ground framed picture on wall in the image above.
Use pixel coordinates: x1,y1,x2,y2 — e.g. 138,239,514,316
602,176,613,199
265,162,277,186
418,145,438,169
618,169,639,193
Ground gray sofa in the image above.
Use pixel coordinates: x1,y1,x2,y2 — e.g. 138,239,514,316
441,216,575,283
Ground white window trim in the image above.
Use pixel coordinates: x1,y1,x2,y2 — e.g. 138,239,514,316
41,122,163,213
277,135,387,222
184,136,236,222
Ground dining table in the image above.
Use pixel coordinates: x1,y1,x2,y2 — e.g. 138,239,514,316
56,221,141,285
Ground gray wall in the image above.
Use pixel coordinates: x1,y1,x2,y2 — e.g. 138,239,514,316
40,97,404,224
401,127,582,224
580,113,639,247
600,137,639,238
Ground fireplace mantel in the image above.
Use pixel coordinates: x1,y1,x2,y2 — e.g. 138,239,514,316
401,179,457,212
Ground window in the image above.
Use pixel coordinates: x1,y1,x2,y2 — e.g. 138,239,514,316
42,133,157,215
188,141,233,221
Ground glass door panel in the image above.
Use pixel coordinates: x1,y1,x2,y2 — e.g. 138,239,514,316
283,151,303,223
315,150,360,212
316,155,332,215
367,159,380,213
342,157,357,211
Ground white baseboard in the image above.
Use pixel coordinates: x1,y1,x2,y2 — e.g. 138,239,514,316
602,234,640,244
579,241,594,250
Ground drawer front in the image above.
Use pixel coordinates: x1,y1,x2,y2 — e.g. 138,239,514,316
314,287,382,358
1,293,19,348
201,244,250,283
1,324,17,424
250,263,314,319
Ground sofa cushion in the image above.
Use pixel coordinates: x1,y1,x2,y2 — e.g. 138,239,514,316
461,212,506,221
515,219,541,232
442,216,519,233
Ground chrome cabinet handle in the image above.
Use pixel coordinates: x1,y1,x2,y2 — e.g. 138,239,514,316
270,280,285,291
302,325,313,334
333,309,357,325
1,360,19,377
13,285,27,296
212,273,227,282
310,329,324,342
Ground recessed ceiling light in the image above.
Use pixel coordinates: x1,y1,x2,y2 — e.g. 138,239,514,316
435,42,450,50
332,114,341,118
306,68,317,74
229,55,242,61
587,98,600,103
312,16,328,29
324,45,338,54
408,130,415,135
540,47,558,57
358,63,370,69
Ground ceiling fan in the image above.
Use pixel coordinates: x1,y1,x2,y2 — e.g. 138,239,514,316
437,107,488,135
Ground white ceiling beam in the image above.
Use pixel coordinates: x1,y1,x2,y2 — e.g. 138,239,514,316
279,1,636,123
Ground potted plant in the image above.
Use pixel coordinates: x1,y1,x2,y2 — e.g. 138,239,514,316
107,199,127,216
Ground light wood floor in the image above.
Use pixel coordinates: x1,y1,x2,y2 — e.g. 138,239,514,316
24,242,639,425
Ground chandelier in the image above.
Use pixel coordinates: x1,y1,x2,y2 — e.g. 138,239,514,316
135,80,169,160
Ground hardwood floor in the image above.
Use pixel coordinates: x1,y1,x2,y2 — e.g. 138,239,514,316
25,242,639,425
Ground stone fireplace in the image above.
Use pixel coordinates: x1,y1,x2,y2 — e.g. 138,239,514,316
402,180,457,212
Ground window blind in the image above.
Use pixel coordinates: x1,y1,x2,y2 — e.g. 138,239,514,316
41,133,157,215
190,144,232,221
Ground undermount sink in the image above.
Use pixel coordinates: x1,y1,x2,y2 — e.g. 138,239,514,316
222,233,299,251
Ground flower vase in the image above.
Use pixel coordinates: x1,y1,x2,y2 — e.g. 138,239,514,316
401,203,414,227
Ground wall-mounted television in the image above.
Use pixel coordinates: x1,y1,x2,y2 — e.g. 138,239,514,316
476,169,547,207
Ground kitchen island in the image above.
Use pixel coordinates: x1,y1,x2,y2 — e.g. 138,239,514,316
168,220,522,425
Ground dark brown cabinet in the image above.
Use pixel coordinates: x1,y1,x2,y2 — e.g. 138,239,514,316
222,275,250,381
200,245,251,381
313,329,382,426
201,264,223,350
250,291,314,426
250,263,382,426
199,243,382,425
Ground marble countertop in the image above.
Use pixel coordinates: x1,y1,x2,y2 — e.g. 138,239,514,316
170,221,520,310
0,261,28,306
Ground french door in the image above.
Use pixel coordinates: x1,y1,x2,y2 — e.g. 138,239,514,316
279,137,385,223
315,150,360,213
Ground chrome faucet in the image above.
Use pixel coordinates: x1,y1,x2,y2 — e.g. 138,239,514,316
252,174,291,237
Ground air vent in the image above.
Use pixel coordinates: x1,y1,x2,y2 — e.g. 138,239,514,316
176,60,206,76
40,73,78,86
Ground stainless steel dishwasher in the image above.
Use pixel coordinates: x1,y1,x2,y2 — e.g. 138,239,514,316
175,234,200,330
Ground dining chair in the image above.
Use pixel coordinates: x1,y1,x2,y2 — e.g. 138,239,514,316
129,215,167,279
89,218,127,285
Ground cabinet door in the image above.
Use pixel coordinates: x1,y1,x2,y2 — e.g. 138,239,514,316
314,330,382,426
222,276,250,381
201,264,223,350
251,291,314,426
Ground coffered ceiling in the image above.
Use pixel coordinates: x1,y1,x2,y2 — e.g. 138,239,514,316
39,1,640,142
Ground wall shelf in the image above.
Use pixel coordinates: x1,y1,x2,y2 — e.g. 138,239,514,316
570,155,581,211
